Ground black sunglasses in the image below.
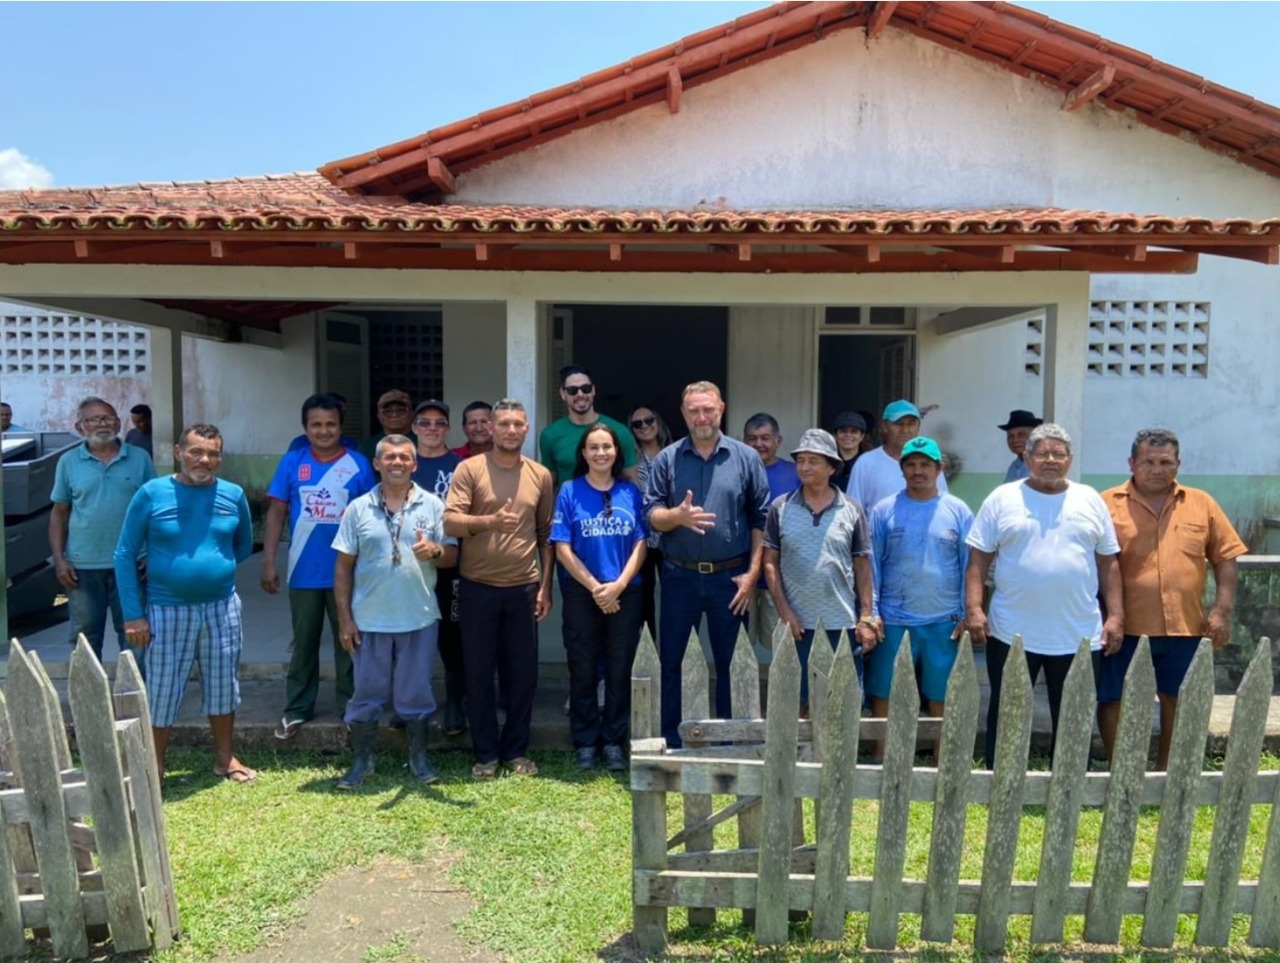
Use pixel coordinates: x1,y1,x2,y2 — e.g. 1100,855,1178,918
630,416,656,429
563,383,594,396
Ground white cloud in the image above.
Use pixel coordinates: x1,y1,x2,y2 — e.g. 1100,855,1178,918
0,149,54,190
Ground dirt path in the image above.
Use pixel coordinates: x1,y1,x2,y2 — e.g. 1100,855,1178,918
223,854,502,963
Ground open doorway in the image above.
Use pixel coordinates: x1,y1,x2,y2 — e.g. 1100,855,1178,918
818,333,915,432
552,304,729,437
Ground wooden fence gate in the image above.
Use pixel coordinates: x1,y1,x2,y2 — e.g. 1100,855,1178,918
0,636,179,958
630,624,1280,952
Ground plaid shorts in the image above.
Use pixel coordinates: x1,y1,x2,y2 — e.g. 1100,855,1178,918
146,594,243,728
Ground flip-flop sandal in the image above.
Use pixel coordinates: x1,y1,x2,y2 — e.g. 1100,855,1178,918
503,757,539,777
274,717,304,740
213,763,258,784
471,760,498,780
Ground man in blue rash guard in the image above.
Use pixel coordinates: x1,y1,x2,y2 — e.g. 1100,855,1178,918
115,424,255,783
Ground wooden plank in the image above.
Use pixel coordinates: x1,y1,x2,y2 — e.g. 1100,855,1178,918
0,697,26,956
67,639,150,952
677,716,943,744
1142,639,1214,947
634,871,1258,915
867,630,918,949
867,1,898,38
29,651,72,770
1086,635,1157,943
737,781,762,928
668,797,758,852
112,650,180,941
679,633,715,927
921,634,979,942
669,845,815,874
730,626,761,720
118,721,172,948
1196,642,1272,946
1031,640,1096,943
1063,63,1117,111
1250,663,1280,948
630,626,661,745
666,66,682,114
5,642,88,958
755,635,801,945
975,636,1032,951
812,633,860,941
426,156,456,195
806,623,836,760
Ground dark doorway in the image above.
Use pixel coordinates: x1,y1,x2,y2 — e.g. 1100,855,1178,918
818,334,914,433
558,304,729,439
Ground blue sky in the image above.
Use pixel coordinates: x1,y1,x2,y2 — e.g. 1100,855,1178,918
2,2,1277,188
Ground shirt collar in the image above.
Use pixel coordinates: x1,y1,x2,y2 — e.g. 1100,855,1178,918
677,432,729,457
77,439,126,463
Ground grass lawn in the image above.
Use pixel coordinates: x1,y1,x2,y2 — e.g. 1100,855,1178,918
103,749,1280,961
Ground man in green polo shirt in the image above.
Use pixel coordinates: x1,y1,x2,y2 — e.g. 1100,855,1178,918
538,366,637,487
49,396,156,661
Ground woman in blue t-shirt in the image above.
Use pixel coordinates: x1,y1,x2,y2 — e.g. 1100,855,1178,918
550,422,648,772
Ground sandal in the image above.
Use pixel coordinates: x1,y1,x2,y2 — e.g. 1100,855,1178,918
471,760,498,780
213,761,258,784
503,757,539,777
273,717,304,740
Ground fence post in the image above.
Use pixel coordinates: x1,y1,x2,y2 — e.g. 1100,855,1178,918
812,634,859,942
974,635,1032,952
755,634,800,945
67,639,151,953
806,621,835,762
5,641,88,959
1031,638,1096,943
1085,635,1156,944
680,630,716,929
630,626,668,953
1196,642,1271,946
1250,651,1280,947
0,691,27,957
921,634,978,943
729,627,761,720
1142,639,1214,948
867,631,918,950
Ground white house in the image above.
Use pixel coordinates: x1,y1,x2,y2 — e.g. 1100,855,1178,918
1,0,1277,534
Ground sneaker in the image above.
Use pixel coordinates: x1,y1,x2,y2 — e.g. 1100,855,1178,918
602,744,626,772
575,746,598,770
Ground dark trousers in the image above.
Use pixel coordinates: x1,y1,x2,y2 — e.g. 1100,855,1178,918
638,547,663,641
284,588,352,721
561,580,643,748
435,573,462,675
458,577,539,764
658,561,748,747
984,636,1102,768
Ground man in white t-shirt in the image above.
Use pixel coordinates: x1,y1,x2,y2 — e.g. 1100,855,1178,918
962,423,1123,769
846,400,948,511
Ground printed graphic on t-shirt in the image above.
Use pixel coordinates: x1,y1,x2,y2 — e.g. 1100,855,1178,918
578,506,638,539
301,485,347,521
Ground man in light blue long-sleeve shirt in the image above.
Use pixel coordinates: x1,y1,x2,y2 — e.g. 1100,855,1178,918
115,424,255,784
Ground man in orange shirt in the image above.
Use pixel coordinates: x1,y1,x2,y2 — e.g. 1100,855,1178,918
1099,427,1247,769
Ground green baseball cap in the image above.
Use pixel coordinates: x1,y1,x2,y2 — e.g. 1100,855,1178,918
899,436,942,464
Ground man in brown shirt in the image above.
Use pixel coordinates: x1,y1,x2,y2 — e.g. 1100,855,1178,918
1098,427,1247,769
444,398,554,778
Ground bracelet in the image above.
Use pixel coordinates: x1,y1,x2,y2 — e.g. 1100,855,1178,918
858,615,878,625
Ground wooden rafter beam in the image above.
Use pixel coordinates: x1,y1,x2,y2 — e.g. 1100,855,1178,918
609,243,623,262
1063,63,1116,113
666,67,682,114
825,243,882,263
1170,244,1278,265
737,244,752,262
940,245,1016,264
866,2,898,39
1087,244,1147,262
427,157,456,195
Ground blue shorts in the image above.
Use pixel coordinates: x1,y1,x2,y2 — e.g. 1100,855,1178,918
865,620,958,703
1096,634,1201,702
146,594,243,728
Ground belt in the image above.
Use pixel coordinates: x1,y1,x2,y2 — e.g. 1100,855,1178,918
667,555,746,575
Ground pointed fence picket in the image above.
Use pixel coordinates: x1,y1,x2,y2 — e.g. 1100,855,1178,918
0,636,179,958
631,629,1280,954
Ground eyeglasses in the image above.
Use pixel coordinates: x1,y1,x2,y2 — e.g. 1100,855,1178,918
630,416,656,429
414,419,448,429
563,383,594,396
1030,450,1071,462
602,489,613,519
80,416,119,427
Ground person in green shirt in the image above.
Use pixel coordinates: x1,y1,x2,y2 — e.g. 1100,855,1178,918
538,366,637,487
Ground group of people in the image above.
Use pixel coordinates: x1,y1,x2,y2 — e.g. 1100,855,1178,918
43,372,1245,788
3,400,153,456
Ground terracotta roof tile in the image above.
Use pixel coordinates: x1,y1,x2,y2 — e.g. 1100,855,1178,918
1,175,1277,240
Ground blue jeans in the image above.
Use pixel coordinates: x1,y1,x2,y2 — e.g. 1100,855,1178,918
66,568,126,661
658,560,748,747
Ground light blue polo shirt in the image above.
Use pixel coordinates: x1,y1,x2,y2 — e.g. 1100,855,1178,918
51,441,156,569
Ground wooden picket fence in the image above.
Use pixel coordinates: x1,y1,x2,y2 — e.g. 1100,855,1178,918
0,636,179,958
630,623,1280,952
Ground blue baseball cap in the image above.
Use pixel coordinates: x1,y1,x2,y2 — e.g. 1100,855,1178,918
882,400,922,423
900,436,942,464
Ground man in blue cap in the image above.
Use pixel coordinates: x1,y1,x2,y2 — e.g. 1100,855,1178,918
846,400,948,513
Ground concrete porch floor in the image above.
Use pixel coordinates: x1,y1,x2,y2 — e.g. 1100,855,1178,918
8,555,1280,759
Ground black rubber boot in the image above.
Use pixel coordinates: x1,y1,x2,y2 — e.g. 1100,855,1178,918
406,719,440,785
336,721,379,791
443,670,467,736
